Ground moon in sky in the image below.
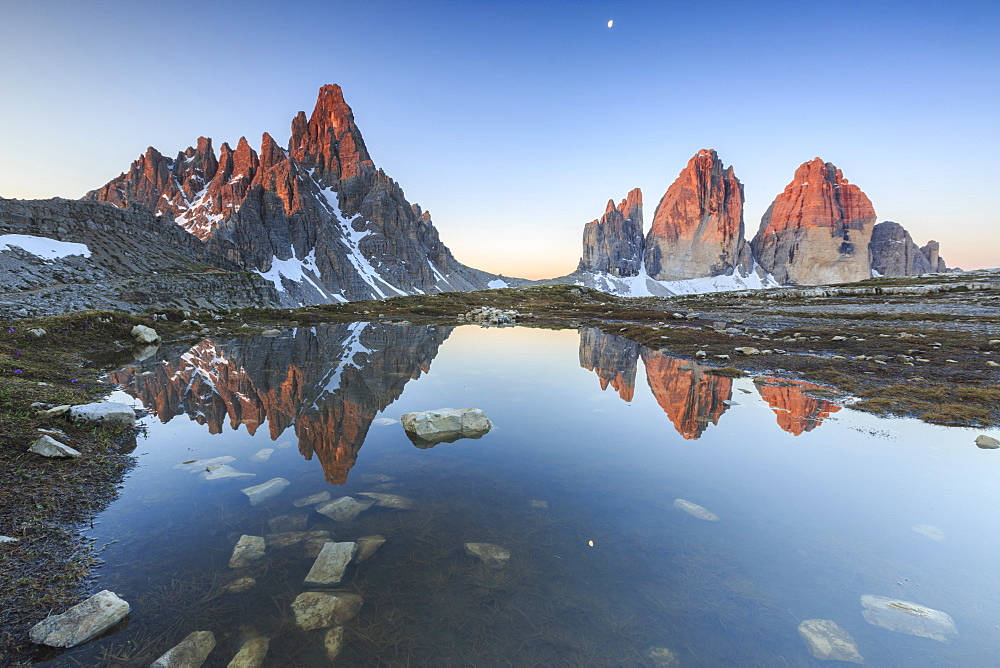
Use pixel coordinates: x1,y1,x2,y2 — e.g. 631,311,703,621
607,19,614,28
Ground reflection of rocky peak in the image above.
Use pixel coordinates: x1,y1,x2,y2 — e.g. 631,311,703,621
578,188,644,277
644,149,750,280
109,323,452,483
754,377,841,435
641,350,733,439
751,158,876,285
578,327,640,401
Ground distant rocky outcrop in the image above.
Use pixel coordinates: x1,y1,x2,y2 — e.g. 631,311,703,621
751,158,876,285
577,189,644,277
920,240,949,273
85,84,511,305
644,149,751,280
869,221,933,277
0,197,278,317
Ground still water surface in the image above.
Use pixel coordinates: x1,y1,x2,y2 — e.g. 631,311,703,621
44,324,1000,666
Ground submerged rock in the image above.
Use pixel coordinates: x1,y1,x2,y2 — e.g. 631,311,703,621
325,626,347,661
315,496,375,522
29,589,130,648
151,630,216,667
797,619,864,664
250,448,274,463
646,647,681,667
673,499,720,521
293,491,331,507
68,402,136,429
229,535,266,568
860,594,957,642
529,499,549,509
291,592,363,631
28,434,81,458
360,473,395,483
372,417,398,426
401,408,492,447
222,577,257,594
241,477,290,505
175,456,234,472
304,541,357,587
228,636,269,668
912,524,945,543
355,535,386,563
464,542,510,568
267,530,332,549
358,492,414,510
267,514,307,532
201,465,255,480
975,434,999,449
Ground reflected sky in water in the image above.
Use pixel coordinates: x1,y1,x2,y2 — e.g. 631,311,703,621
46,324,1000,666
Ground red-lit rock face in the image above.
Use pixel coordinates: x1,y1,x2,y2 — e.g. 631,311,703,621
644,149,750,280
751,158,876,285
578,188,644,277
641,350,733,439
754,377,842,435
290,83,374,183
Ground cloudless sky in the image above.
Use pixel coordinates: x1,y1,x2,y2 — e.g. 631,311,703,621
1,0,997,277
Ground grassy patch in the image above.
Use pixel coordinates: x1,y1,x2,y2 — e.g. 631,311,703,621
853,384,1000,426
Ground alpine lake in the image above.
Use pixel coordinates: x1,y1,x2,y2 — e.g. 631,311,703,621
38,323,1000,666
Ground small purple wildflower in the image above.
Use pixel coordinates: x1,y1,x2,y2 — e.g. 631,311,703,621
70,379,79,383
13,369,22,375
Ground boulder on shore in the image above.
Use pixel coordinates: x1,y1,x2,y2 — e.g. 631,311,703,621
28,434,81,458
131,324,161,344
68,402,136,429
401,408,492,447
29,589,130,648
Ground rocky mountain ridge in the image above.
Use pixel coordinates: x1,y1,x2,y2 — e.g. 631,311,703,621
564,151,951,296
84,84,513,305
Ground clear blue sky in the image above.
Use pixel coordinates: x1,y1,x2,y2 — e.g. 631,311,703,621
1,0,997,277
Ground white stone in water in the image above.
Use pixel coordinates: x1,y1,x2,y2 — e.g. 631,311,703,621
250,448,274,463
292,491,331,507
797,619,864,664
673,499,719,521
131,324,161,344
975,434,1000,449
325,627,347,661
861,594,957,642
358,492,414,510
229,535,266,568
315,496,375,522
355,535,386,563
201,465,255,481
28,434,81,458
276,440,294,449
646,647,680,667
174,456,235,473
400,408,492,445
0,535,18,543
291,592,363,631
464,542,511,568
241,477,290,505
68,402,136,429
228,636,269,668
150,630,216,667
372,417,398,426
28,589,130,648
529,499,549,509
912,524,945,543
304,541,357,587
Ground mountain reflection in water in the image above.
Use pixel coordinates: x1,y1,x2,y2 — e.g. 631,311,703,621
111,324,845,486
109,323,452,483
578,327,841,438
